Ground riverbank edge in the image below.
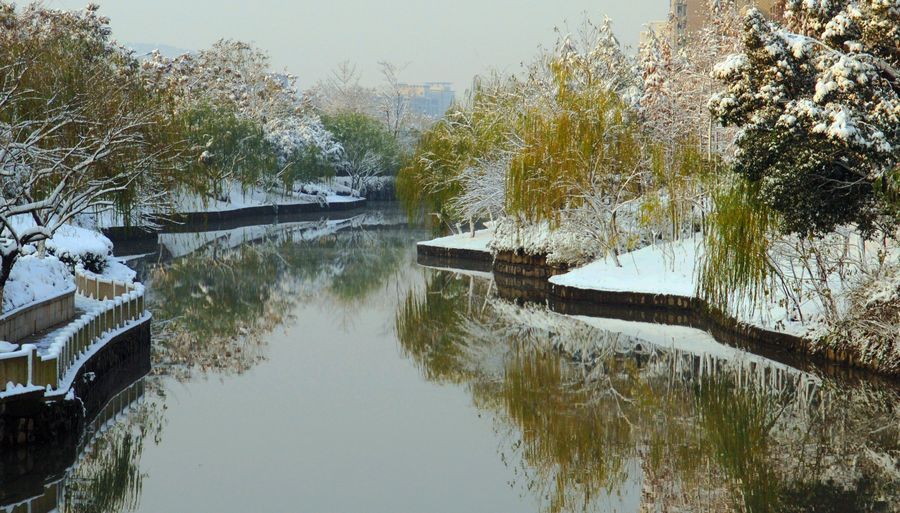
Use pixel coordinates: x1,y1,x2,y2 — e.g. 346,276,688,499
0,315,151,451
416,241,898,381
102,197,368,246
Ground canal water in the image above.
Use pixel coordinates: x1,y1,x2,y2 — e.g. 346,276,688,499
2,208,898,513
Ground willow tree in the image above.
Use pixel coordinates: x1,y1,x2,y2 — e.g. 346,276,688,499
397,75,520,227
0,4,178,304
506,34,644,265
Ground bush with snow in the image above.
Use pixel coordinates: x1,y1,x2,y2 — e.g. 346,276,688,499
2,255,73,315
45,225,114,274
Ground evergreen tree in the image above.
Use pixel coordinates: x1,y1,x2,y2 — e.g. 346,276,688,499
710,2,900,235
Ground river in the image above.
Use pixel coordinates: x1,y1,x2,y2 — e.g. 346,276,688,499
2,207,898,513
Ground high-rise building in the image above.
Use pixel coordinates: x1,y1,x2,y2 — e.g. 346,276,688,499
670,0,780,41
397,82,456,119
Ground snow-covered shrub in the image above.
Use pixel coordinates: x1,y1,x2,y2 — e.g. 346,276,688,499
821,263,900,375
45,225,114,274
264,115,345,187
490,217,600,267
2,255,73,314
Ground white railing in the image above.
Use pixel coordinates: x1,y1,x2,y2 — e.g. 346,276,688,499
1,270,146,395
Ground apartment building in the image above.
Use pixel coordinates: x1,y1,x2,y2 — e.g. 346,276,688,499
670,0,780,41
397,82,456,119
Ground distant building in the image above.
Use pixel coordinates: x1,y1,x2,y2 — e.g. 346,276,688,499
398,82,455,119
670,0,781,42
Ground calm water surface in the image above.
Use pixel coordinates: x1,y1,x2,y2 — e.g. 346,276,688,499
2,209,898,513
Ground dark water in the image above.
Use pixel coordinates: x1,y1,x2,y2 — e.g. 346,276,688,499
2,209,898,513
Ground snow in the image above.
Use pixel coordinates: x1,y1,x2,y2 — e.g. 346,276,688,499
2,254,74,315
98,259,137,282
0,341,17,353
713,54,749,78
549,237,701,297
45,224,113,263
417,227,494,253
170,181,361,215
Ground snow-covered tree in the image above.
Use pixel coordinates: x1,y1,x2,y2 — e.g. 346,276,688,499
143,40,345,194
0,3,173,303
710,2,900,235
322,111,403,194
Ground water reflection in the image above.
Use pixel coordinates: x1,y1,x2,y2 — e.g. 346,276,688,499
148,215,414,379
2,219,897,513
396,269,900,513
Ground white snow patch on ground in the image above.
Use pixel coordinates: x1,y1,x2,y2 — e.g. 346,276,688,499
171,182,360,214
417,228,494,253
550,237,701,297
548,236,827,337
2,255,73,315
98,259,137,282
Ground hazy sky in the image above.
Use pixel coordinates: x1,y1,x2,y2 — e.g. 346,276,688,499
47,0,668,93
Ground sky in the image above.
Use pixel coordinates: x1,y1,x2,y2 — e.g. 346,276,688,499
47,0,669,94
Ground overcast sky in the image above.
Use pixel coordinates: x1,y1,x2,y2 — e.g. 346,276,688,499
46,0,668,93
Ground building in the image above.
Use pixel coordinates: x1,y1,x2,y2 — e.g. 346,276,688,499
670,0,781,41
397,82,455,119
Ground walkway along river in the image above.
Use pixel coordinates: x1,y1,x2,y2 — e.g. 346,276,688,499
1,206,897,513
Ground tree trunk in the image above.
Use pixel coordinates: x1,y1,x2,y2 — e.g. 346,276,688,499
0,252,18,310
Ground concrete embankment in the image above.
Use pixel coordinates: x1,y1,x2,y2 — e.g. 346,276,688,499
417,239,898,381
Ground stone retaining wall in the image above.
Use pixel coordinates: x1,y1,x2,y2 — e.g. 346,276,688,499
493,251,570,279
416,243,494,273
418,243,897,380
0,317,150,450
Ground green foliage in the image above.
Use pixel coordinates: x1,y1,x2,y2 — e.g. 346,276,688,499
397,78,520,223
323,111,403,176
699,179,777,309
179,104,277,196
731,126,884,235
279,144,336,191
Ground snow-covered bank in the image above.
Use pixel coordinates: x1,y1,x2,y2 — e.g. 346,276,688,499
550,237,700,297
417,227,494,253
416,229,900,376
2,255,73,315
548,237,822,337
81,180,365,230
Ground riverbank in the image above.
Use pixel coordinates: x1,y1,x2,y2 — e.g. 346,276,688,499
0,266,151,450
103,196,368,246
417,230,899,380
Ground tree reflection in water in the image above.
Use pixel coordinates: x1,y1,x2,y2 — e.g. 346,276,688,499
148,223,415,380
43,223,417,513
396,269,900,513
6,229,896,513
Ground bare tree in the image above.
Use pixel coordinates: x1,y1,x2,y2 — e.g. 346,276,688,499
310,61,377,116
378,61,411,139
